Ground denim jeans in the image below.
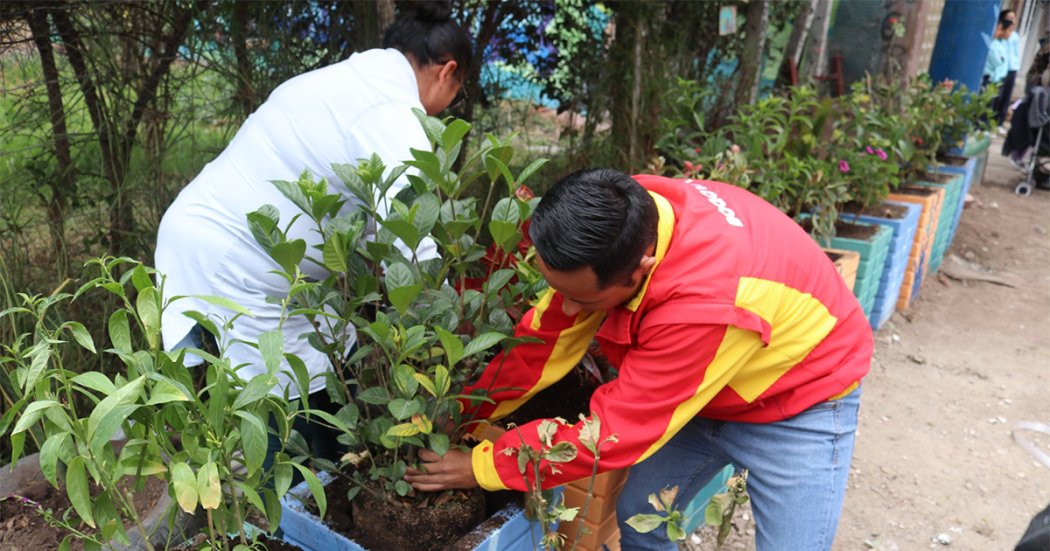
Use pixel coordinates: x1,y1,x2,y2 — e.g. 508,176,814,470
616,387,861,551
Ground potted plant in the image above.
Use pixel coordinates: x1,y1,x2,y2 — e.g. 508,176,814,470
2,257,317,551
258,111,562,551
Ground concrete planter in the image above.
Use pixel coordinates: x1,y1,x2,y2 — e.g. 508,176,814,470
843,201,922,330
280,472,553,551
912,172,964,274
932,155,978,251
0,452,200,551
825,249,861,292
819,222,894,317
886,186,945,310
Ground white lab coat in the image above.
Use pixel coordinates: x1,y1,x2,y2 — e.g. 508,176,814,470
156,49,434,398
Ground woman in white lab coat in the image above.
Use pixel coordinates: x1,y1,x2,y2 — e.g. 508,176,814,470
155,1,470,464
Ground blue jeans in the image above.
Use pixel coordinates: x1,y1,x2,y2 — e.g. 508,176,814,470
616,388,861,551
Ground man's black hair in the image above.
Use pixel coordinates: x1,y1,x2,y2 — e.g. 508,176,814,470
999,9,1015,28
530,168,659,289
382,1,471,79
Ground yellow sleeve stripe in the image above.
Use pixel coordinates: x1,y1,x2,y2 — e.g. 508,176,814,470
637,325,765,462
472,439,510,491
529,287,558,332
625,191,675,313
491,308,604,420
827,381,860,401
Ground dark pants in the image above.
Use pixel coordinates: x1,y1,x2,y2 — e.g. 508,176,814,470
995,70,1018,126
263,389,346,488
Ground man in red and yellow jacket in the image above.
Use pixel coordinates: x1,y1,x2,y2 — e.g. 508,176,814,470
406,169,871,550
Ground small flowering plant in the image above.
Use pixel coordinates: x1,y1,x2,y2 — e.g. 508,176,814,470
840,145,901,216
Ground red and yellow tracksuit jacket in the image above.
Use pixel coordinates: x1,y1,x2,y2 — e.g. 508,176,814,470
463,175,873,491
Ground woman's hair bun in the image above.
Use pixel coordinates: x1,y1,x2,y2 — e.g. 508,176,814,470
413,1,452,23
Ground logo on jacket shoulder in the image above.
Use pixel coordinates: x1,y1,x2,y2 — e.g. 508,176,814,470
684,180,744,227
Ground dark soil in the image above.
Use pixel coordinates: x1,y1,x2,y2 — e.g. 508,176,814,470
915,171,956,184
799,218,879,241
174,533,306,551
0,474,166,551
894,185,939,197
825,251,843,262
935,153,968,166
840,201,911,220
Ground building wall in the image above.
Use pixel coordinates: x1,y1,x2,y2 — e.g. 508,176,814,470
829,0,946,84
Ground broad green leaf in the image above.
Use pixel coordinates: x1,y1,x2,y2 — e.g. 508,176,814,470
322,232,348,273
66,457,95,527
13,400,60,434
441,119,472,155
576,414,601,455
544,441,577,463
264,489,283,533
483,269,516,298
131,265,152,292
393,363,418,396
258,331,284,377
271,239,307,275
287,463,326,519
387,422,420,437
64,322,97,353
463,332,507,358
381,219,420,251
171,463,198,513
136,287,161,347
146,378,190,405
183,295,254,317
429,432,450,457
274,461,292,498
232,375,276,410
434,364,450,397
108,310,131,353
384,262,415,289
704,500,723,527
197,461,221,509
236,410,267,475
413,373,437,397
434,327,464,368
666,521,686,541
387,399,420,420
22,342,51,393
394,479,413,497
234,481,266,516
625,513,664,534
39,432,71,487
72,372,116,395
516,158,549,185
388,284,422,314
89,404,139,453
356,386,390,405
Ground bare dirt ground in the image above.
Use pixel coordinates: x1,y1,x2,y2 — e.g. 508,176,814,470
687,136,1050,551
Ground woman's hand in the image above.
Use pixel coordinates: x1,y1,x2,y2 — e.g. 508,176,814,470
404,448,478,492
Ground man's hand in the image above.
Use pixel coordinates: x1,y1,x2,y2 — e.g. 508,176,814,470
405,448,478,492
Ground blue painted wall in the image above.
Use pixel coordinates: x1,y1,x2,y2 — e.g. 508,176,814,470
929,0,1002,91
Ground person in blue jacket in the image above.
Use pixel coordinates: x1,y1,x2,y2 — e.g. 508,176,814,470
994,9,1021,131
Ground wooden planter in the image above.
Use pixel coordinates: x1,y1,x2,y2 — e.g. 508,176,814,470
932,155,978,252
818,223,894,318
844,201,922,330
825,249,861,292
912,172,965,274
886,186,945,310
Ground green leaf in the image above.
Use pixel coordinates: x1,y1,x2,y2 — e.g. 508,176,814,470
72,372,115,395
544,441,577,463
412,373,437,397
434,327,464,368
463,332,507,358
22,342,51,393
264,488,283,533
66,457,96,527
393,363,418,396
171,463,198,513
258,331,284,377
287,463,326,519
197,461,222,510
12,400,60,434
58,535,71,551
274,461,293,498
387,399,420,420
483,269,516,298
322,232,348,273
625,513,664,534
89,404,139,453
387,422,420,437
146,378,190,405
381,219,420,251
516,158,549,186
136,287,161,347
183,295,254,317
385,262,415,289
704,499,723,527
233,375,275,410
271,239,307,275
64,322,97,353
394,479,413,497
429,432,450,457
108,310,131,353
357,387,390,405
666,520,687,541
388,285,422,315
39,432,71,487
441,119,472,155
234,481,266,516
236,411,267,476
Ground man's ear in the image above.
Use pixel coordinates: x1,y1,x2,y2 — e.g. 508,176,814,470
637,253,657,276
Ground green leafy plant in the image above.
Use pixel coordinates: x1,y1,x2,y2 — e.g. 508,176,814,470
624,485,688,543
249,110,551,507
704,470,750,548
2,257,317,551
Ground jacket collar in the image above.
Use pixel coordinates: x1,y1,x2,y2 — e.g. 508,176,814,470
623,191,675,312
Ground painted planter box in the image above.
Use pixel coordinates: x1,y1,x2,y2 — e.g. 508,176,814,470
825,249,861,292
280,471,554,551
819,222,894,317
912,172,963,274
844,201,922,330
932,155,978,251
886,186,945,309
963,133,992,190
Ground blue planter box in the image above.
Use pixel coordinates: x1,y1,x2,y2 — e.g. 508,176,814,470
280,472,555,551
913,172,964,274
844,201,922,330
932,155,978,252
680,464,736,535
820,222,894,317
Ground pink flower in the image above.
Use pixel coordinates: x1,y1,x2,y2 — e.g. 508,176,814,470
876,148,888,161
866,146,875,155
684,161,694,170
731,144,741,154
839,160,850,173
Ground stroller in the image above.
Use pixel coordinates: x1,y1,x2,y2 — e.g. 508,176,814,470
1003,85,1050,195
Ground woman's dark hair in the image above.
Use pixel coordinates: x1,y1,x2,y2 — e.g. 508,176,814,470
383,1,471,78
530,168,659,289
999,9,1015,28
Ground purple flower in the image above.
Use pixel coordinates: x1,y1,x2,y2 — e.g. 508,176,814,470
876,148,888,161
839,160,850,173
866,146,875,155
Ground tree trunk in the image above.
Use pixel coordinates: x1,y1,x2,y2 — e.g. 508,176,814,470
233,1,255,118
785,0,818,69
736,0,770,106
801,0,834,80
377,0,395,33
25,2,73,274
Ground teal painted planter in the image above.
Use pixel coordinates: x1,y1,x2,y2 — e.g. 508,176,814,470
845,201,921,330
932,155,978,253
912,172,964,274
681,464,736,535
820,222,894,317
280,472,554,551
